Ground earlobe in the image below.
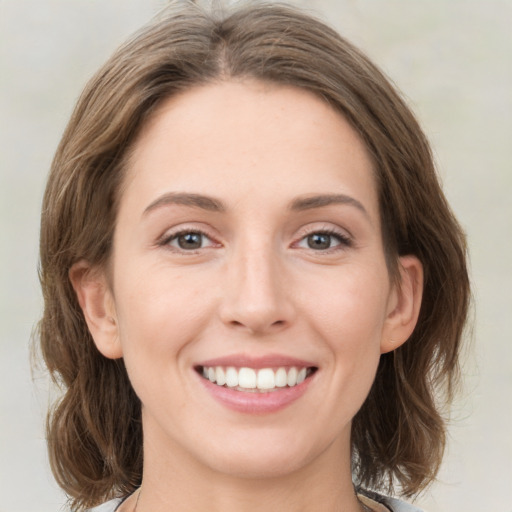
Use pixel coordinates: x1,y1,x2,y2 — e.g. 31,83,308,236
380,255,423,354
69,260,123,359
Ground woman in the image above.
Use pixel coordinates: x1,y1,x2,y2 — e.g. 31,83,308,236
38,2,470,511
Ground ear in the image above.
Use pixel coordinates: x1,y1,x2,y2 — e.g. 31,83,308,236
380,255,423,354
69,260,123,359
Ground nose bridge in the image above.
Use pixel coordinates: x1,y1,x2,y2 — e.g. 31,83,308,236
239,241,278,301
220,234,292,334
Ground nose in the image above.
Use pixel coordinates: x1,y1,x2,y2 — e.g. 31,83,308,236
218,244,295,336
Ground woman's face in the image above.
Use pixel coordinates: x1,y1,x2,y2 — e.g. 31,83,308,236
85,80,420,480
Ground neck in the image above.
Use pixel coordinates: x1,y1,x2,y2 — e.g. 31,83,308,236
135,419,362,512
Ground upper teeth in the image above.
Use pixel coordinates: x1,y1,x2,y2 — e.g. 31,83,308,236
202,366,309,391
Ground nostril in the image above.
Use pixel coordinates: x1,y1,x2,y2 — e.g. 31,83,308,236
228,319,286,331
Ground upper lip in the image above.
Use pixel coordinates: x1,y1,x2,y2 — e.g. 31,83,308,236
196,353,317,369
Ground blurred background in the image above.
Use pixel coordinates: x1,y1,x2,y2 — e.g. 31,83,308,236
1,0,510,510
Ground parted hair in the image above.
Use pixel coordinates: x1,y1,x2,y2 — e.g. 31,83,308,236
38,1,470,510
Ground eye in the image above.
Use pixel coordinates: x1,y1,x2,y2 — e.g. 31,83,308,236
296,230,351,251
165,230,216,251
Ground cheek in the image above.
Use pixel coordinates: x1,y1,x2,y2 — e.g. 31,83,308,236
112,276,209,410
304,264,391,344
113,264,214,365
302,265,390,395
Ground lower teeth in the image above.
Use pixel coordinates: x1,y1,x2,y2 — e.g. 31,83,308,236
230,386,281,393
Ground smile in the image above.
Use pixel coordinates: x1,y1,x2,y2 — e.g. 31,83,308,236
198,366,317,392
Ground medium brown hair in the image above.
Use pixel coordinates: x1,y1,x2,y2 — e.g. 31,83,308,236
38,1,470,509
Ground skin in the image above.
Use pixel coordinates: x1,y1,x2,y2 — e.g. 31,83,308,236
71,80,423,512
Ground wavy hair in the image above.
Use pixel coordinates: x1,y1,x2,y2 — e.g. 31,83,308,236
38,2,470,510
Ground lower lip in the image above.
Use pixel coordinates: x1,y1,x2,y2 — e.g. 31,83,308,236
197,373,314,414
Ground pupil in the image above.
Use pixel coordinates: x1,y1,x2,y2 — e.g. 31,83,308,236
178,232,202,249
308,233,331,250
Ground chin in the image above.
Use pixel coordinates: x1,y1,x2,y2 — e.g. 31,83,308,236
195,427,335,480
204,449,311,480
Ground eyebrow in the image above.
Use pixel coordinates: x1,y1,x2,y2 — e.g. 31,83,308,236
143,191,369,220
289,194,370,218
143,192,225,216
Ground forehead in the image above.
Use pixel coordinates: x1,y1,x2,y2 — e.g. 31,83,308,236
122,80,378,220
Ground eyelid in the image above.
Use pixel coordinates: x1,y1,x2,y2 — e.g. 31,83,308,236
292,224,353,251
157,224,222,252
155,222,353,254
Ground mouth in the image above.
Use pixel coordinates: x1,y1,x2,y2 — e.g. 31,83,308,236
195,365,318,393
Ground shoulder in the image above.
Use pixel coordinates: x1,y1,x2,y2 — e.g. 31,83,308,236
358,490,425,512
85,498,123,512
381,496,425,512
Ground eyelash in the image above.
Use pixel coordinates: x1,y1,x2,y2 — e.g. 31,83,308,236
158,229,219,253
158,227,352,254
294,228,353,253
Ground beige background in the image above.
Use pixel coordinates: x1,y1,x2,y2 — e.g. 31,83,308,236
1,1,510,510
